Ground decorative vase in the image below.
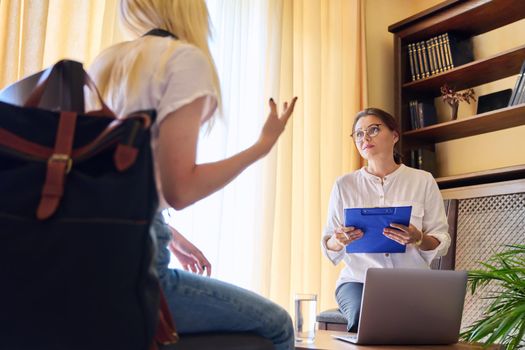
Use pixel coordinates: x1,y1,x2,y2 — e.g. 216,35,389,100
449,102,459,120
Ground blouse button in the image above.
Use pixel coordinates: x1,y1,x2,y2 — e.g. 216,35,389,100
385,253,390,257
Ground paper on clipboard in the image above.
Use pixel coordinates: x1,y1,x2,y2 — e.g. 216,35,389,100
344,206,412,253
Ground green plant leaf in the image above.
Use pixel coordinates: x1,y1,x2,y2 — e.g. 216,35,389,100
464,244,525,350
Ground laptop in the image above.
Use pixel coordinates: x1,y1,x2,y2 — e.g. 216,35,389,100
332,268,467,345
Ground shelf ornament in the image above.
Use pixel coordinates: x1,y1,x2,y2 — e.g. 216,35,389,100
440,84,476,120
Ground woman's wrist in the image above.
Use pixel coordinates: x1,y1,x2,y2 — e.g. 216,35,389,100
326,235,344,251
252,139,271,159
418,234,440,251
414,230,424,246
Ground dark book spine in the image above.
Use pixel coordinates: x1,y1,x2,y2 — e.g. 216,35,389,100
448,32,474,67
516,73,525,105
439,34,453,70
508,60,525,106
413,43,421,80
430,37,443,73
443,33,453,70
409,100,418,129
416,42,424,80
408,43,416,81
414,100,421,128
426,39,435,76
418,148,437,177
417,103,425,129
410,149,417,168
421,41,430,78
439,34,450,71
418,101,438,127
410,43,420,80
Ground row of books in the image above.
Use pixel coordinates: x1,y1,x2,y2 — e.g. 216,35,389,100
508,60,525,106
409,148,436,177
408,99,437,130
407,33,474,82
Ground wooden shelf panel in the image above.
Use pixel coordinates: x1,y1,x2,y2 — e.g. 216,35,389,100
402,44,525,94
402,104,525,147
390,0,525,42
437,164,525,189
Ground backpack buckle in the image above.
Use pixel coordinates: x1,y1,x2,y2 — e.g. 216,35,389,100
49,153,72,174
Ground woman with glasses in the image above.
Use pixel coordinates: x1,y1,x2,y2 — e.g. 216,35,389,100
321,108,451,332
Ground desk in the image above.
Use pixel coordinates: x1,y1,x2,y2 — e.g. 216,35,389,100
295,330,503,350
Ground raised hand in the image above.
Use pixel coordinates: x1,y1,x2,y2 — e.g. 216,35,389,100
257,97,298,154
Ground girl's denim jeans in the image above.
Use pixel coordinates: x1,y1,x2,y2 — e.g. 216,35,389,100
152,213,295,349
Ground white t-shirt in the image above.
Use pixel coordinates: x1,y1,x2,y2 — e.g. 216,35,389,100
88,36,217,209
321,164,451,289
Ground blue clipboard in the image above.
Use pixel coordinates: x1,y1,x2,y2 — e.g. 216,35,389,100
344,206,412,253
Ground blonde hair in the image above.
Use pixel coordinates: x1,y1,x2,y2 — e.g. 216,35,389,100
94,0,221,122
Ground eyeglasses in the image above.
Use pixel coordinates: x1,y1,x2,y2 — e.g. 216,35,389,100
351,123,382,143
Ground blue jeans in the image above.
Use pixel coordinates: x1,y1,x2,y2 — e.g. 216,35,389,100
151,213,295,349
335,282,364,332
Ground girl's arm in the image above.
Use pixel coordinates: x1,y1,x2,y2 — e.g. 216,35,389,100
158,96,297,209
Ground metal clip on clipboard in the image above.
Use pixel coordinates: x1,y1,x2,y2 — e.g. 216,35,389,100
361,208,395,215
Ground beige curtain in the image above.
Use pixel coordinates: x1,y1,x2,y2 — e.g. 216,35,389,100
259,0,367,313
0,0,123,90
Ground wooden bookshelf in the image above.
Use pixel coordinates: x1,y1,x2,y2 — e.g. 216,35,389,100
389,0,525,189
402,103,525,148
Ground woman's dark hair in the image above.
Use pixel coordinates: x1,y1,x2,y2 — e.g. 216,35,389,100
352,107,402,164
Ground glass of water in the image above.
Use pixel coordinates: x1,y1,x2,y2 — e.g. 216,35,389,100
294,293,317,343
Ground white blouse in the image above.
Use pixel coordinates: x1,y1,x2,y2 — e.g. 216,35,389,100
321,164,451,290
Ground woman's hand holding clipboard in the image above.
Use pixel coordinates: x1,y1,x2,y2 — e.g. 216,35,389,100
342,206,413,253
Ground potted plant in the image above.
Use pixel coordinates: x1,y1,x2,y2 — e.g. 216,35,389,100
461,244,525,349
440,84,476,120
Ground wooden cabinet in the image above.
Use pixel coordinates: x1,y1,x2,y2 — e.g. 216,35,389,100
388,0,525,189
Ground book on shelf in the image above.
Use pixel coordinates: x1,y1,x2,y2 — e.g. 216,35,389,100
409,148,437,177
443,33,474,69
425,38,436,75
427,38,440,75
420,42,430,78
408,43,416,81
437,35,447,72
516,76,525,105
408,99,437,130
509,59,525,106
409,100,418,129
406,32,473,82
416,42,425,79
477,89,512,114
408,43,420,80
437,36,447,73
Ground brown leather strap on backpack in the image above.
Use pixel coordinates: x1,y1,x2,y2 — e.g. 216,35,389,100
150,288,179,350
0,112,152,173
36,111,77,220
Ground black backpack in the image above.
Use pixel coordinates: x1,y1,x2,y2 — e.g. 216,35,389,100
0,60,170,350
